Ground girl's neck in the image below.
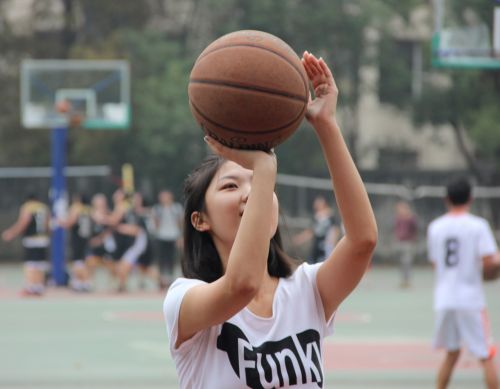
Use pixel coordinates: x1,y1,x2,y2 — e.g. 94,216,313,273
253,273,278,298
247,274,279,318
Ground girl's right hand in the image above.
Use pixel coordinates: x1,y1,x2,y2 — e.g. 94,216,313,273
302,51,339,128
204,136,277,174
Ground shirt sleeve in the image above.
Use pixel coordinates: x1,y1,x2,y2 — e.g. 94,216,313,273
163,277,206,355
427,223,436,264
478,220,498,258
298,263,336,337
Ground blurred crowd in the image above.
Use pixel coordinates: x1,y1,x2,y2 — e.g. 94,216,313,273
2,189,183,295
1,189,426,297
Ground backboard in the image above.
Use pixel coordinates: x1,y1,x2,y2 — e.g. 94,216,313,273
432,0,500,69
21,60,130,129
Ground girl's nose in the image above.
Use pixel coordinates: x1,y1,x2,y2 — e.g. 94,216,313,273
241,186,250,203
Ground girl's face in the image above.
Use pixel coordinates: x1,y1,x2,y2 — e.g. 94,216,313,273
201,161,279,246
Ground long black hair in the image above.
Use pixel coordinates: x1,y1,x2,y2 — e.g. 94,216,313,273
182,154,296,283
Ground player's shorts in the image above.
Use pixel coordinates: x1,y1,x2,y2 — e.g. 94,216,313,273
23,246,48,262
137,240,153,267
88,236,115,260
122,231,147,265
88,245,107,258
112,233,133,261
433,309,495,359
22,236,49,263
70,235,89,262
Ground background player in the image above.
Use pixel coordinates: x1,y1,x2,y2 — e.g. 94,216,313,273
58,193,93,292
152,189,183,289
2,194,50,296
427,177,499,389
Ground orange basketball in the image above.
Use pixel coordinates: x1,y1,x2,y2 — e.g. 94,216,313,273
188,30,308,151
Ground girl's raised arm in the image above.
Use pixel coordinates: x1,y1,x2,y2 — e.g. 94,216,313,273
302,52,378,320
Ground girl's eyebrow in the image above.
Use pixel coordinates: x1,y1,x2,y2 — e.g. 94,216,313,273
218,172,252,183
218,175,239,182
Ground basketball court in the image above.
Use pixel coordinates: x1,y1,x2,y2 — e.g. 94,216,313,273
2,1,500,388
1,263,499,388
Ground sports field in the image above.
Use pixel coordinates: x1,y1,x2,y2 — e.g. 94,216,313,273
1,263,499,389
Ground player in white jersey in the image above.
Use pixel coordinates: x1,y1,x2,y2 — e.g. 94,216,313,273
427,177,499,389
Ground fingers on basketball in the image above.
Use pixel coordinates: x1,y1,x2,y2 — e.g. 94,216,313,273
205,136,242,160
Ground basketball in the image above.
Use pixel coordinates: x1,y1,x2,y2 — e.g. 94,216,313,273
55,100,71,114
188,30,309,150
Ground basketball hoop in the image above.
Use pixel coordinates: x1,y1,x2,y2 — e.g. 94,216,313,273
432,0,500,69
21,59,130,130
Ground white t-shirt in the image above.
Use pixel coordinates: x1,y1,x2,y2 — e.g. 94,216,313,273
427,213,497,310
163,263,335,389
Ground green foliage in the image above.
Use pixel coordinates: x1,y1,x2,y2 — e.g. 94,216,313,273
378,39,413,109
76,0,150,43
469,105,500,159
68,29,204,194
414,67,500,171
2,0,500,192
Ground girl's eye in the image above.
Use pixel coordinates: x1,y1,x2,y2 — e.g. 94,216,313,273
221,183,237,190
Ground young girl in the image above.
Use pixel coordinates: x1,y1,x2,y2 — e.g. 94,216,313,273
164,52,377,388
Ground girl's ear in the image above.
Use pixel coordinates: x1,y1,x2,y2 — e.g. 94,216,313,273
191,211,210,232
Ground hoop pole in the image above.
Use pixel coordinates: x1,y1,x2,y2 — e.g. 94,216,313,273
433,0,443,34
494,5,500,57
50,127,68,286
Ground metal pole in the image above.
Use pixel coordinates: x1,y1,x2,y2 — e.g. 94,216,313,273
50,127,68,286
433,0,443,33
494,3,500,57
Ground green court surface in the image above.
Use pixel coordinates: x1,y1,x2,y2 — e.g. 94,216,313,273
1,263,499,388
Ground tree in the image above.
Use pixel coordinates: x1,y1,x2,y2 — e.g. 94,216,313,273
3,0,499,192
376,0,500,183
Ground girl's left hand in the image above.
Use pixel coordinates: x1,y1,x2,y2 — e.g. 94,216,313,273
301,51,338,126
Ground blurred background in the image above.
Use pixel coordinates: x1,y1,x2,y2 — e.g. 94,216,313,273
1,0,500,263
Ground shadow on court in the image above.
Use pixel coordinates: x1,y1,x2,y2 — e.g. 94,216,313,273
0,263,499,388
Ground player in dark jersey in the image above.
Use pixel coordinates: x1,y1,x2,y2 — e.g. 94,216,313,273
113,195,148,292
86,193,115,288
133,193,160,290
107,189,133,279
58,193,93,292
2,194,50,296
293,195,340,264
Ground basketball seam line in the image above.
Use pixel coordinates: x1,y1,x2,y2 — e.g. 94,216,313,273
190,100,306,135
195,43,308,95
190,79,307,102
